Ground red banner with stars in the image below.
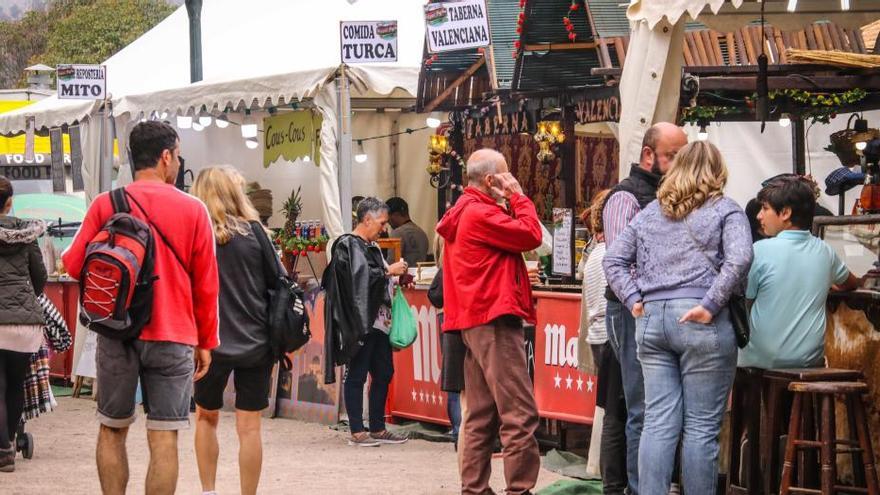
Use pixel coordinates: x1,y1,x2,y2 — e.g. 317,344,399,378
388,288,451,426
533,291,597,425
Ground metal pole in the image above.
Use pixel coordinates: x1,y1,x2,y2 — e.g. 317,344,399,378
185,0,203,83
337,66,353,233
792,118,806,175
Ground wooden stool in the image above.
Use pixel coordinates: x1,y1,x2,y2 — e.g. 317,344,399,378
780,381,880,495
727,368,863,495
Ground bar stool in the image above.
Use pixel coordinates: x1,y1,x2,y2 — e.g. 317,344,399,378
780,381,879,495
727,368,864,495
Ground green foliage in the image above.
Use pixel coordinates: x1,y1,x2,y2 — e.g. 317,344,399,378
0,0,175,88
679,105,737,124
768,88,868,125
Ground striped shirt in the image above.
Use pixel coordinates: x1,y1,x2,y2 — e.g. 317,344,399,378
580,242,608,344
603,191,641,249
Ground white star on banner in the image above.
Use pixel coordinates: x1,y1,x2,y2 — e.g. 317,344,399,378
412,389,417,401
419,390,425,403
565,374,573,390
439,394,443,406
554,372,562,389
431,392,437,404
576,376,584,391
587,377,594,392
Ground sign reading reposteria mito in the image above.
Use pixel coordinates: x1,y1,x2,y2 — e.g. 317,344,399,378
424,0,490,53
56,64,107,100
340,21,398,64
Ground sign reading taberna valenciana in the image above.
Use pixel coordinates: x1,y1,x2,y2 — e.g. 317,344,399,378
340,21,398,64
424,0,491,53
56,64,106,100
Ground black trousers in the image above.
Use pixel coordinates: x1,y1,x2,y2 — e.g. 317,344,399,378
0,350,30,450
592,343,628,495
343,331,394,434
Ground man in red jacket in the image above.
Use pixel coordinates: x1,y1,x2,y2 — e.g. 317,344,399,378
63,121,219,495
437,148,543,495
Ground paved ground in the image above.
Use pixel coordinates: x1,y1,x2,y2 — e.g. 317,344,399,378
4,397,564,494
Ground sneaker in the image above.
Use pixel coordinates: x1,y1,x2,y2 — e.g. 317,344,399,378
0,446,14,473
348,432,381,447
370,430,409,445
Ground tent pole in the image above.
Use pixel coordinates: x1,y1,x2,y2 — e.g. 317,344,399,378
185,0,204,83
338,66,353,233
792,118,806,175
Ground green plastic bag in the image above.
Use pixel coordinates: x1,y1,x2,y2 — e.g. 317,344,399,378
389,286,418,349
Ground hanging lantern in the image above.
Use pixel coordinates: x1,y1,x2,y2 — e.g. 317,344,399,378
534,121,565,164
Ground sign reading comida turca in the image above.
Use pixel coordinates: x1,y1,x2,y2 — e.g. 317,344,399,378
57,64,106,100
424,0,490,53
340,21,398,64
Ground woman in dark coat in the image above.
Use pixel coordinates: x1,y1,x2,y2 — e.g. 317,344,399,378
0,176,47,472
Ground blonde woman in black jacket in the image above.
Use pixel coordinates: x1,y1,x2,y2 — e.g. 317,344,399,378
0,176,47,472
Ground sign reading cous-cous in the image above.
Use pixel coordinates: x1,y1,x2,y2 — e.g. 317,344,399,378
340,21,398,64
424,0,491,53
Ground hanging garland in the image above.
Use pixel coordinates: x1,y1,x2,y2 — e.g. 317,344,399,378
514,0,526,58
562,0,581,42
764,88,868,124
680,106,738,125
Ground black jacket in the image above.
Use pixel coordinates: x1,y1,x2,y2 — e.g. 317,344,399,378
0,216,48,325
322,234,389,384
427,269,443,309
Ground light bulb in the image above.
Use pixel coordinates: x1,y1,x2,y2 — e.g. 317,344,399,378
302,155,311,163
426,117,442,128
192,122,204,132
215,114,229,128
779,115,791,127
199,114,213,127
697,130,709,141
160,111,168,120
354,140,367,163
241,123,258,139
176,115,192,129
245,137,259,149
856,141,867,151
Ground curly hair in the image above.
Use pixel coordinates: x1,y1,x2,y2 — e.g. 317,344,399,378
657,141,728,220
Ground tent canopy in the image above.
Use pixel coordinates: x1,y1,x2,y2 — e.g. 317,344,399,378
0,0,427,134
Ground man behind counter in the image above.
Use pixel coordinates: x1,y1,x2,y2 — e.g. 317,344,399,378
386,197,429,266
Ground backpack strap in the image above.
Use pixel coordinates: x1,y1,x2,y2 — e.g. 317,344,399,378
110,188,130,214
122,190,187,271
249,221,282,286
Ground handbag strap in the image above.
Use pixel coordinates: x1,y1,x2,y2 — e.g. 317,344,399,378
249,221,282,287
682,217,721,276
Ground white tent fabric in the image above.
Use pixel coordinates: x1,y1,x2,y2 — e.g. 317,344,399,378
626,0,880,31
620,0,880,171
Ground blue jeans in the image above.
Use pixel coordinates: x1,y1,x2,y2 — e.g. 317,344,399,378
636,299,737,495
343,331,394,433
606,300,644,495
447,392,461,437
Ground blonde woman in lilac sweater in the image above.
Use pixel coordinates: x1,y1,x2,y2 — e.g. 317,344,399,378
603,141,752,495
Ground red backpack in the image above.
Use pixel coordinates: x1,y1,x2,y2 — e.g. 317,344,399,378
78,188,182,341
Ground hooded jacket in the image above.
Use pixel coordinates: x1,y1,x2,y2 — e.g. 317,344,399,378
0,216,48,328
322,234,390,384
436,187,542,331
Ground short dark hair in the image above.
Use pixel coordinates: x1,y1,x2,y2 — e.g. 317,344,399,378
0,175,12,206
385,197,409,216
130,121,178,171
757,178,816,230
356,197,389,224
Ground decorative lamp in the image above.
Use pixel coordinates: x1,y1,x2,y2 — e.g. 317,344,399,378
534,121,565,164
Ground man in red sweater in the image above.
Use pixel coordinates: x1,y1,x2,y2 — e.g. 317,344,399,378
436,148,543,495
63,121,219,495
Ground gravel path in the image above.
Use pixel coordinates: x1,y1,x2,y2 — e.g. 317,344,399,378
3,397,564,494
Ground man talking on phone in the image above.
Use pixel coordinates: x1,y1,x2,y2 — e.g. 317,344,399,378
436,149,543,495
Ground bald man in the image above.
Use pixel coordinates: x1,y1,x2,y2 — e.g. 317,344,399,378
436,149,543,495
601,122,687,494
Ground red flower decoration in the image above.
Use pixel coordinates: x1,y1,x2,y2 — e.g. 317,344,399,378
566,24,574,32
514,40,521,49
563,16,570,24
519,0,526,7
519,12,525,20
568,32,577,41
570,3,580,11
477,47,485,54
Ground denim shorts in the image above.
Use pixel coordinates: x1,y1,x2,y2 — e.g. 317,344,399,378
96,336,194,430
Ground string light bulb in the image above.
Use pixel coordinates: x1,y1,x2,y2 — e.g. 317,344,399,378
198,109,212,127
245,137,259,149
697,124,709,141
354,140,368,163
176,115,192,129
192,122,204,132
426,117,442,128
215,114,230,129
779,114,791,127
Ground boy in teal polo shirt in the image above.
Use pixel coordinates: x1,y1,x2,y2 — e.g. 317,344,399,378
740,177,861,369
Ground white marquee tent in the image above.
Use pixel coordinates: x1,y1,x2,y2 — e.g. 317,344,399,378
0,0,441,241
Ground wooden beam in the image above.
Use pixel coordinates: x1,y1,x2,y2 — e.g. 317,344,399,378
523,41,599,52
614,37,627,68
424,57,486,113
